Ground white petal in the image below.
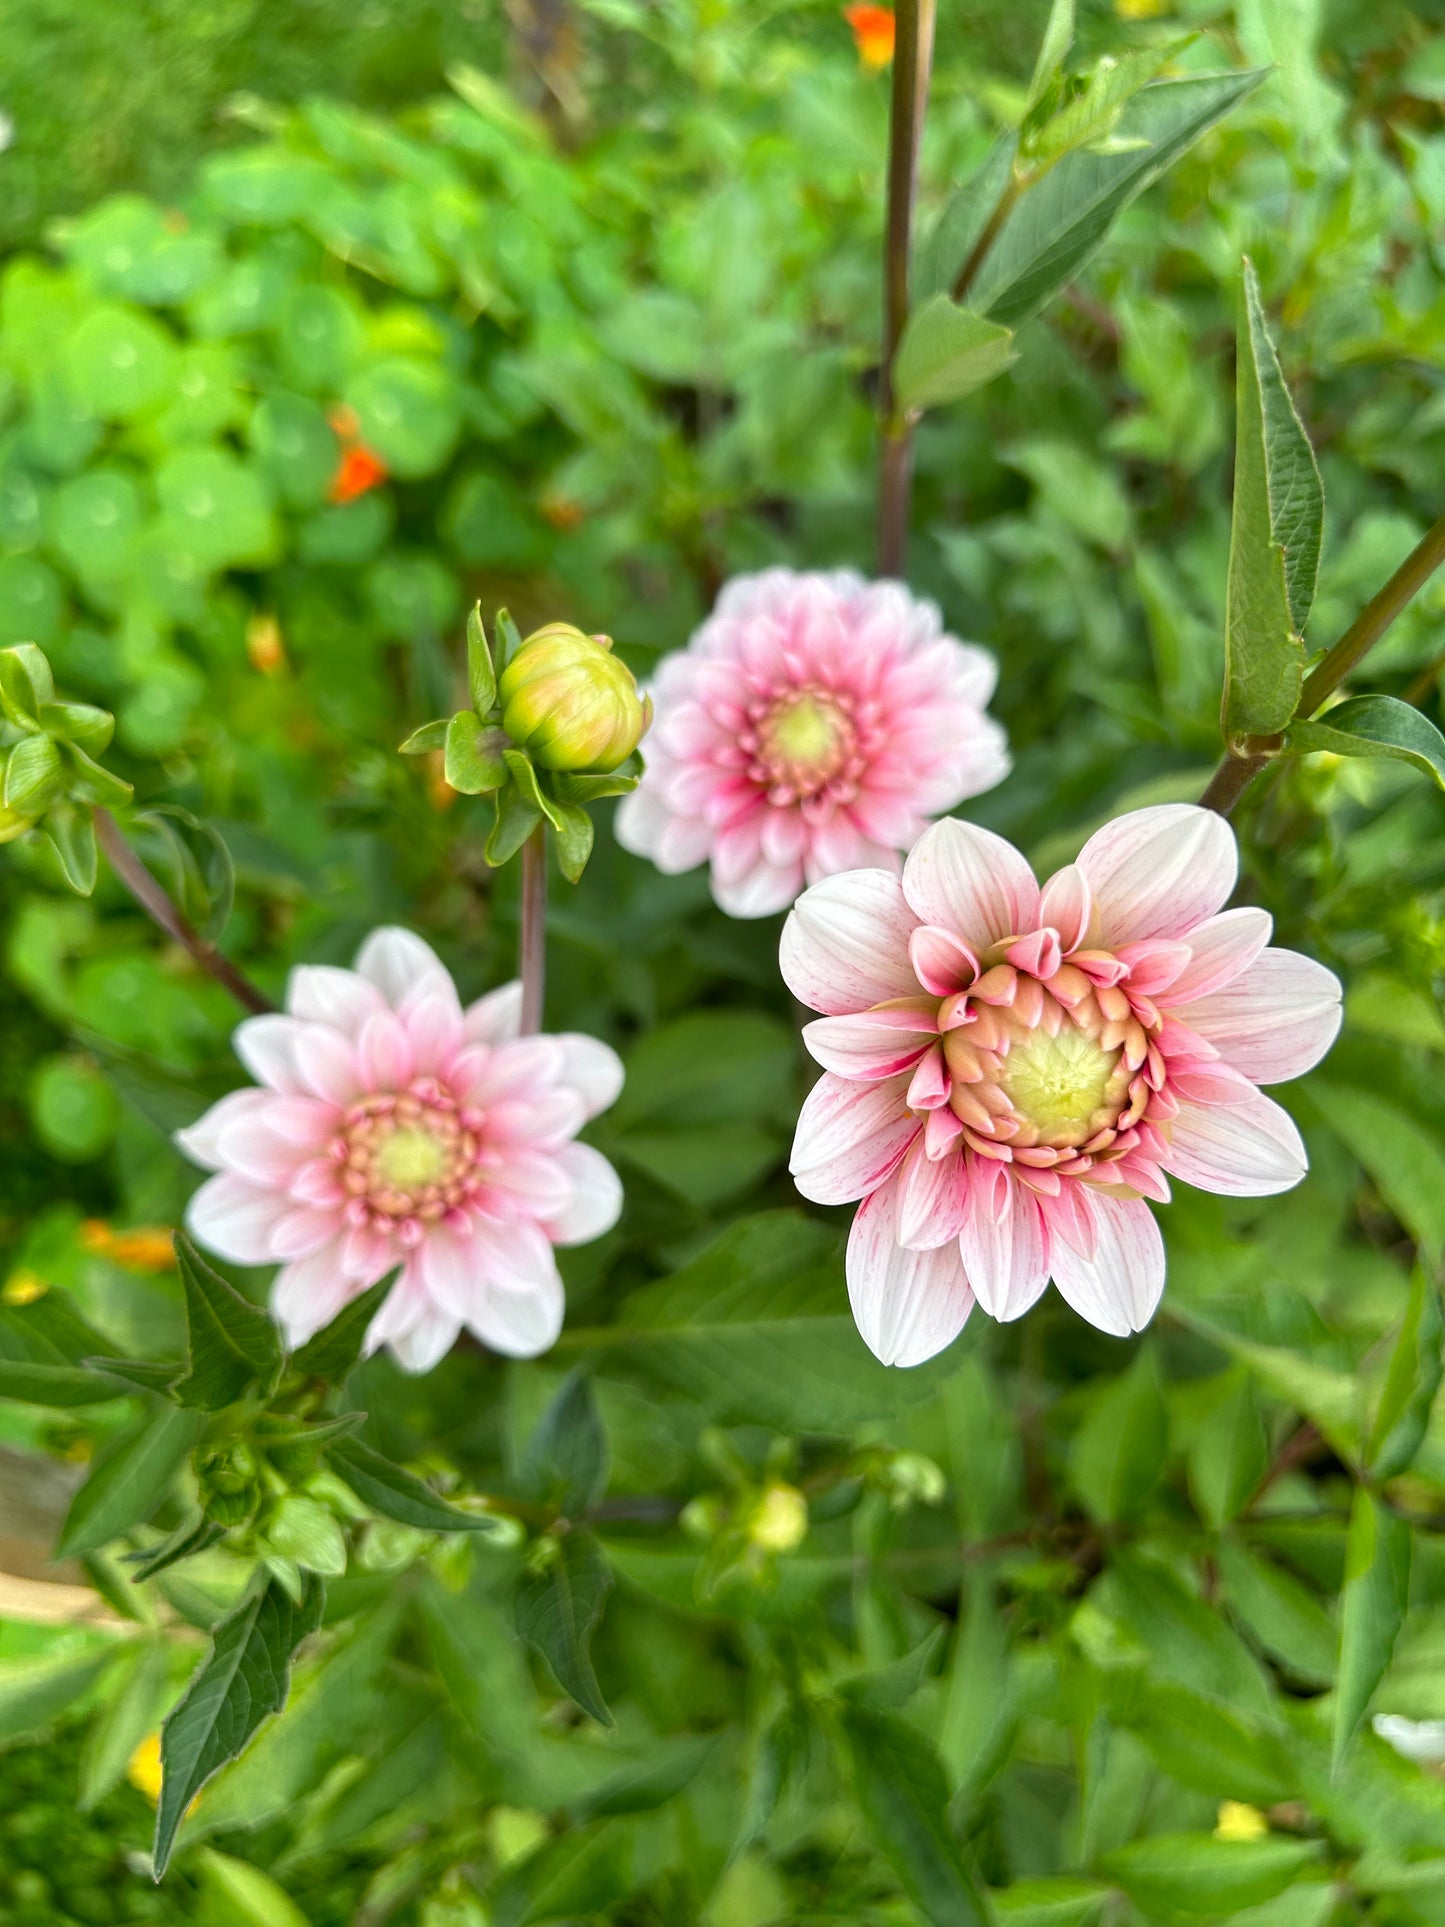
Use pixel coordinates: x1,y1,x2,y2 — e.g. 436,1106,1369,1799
462,980,524,1047
286,965,387,1036
356,1010,415,1092
1167,907,1273,1004
542,1143,624,1245
186,1172,289,1264
712,852,803,919
1076,804,1237,945
779,869,920,1016
290,1025,366,1106
894,1139,970,1249
901,817,1040,949
232,1014,310,1094
175,1088,274,1171
1048,1191,1165,1337
468,1274,565,1359
1163,1087,1308,1196
556,1034,625,1119
1174,948,1342,1084
845,1177,974,1367
271,1240,364,1347
789,1072,919,1206
353,927,456,1011
959,1166,1050,1322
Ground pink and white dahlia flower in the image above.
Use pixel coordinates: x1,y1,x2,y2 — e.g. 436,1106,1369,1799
176,929,623,1372
782,805,1342,1362
615,569,1009,918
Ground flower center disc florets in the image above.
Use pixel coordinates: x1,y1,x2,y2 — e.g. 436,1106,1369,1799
335,1082,482,1233
750,688,864,803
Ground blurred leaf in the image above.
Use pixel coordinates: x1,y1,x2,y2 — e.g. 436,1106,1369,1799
552,799,594,884
1309,1082,1445,1265
155,1570,327,1877
993,1880,1108,1927
56,1403,203,1559
1218,1540,1337,1686
1335,1489,1411,1764
1188,1376,1270,1529
1368,1268,1445,1479
43,801,99,896
327,1434,513,1537
0,1290,134,1406
1289,694,1445,790
399,717,448,754
1101,1834,1322,1914
79,1638,173,1809
134,808,236,944
522,1368,609,1516
125,1513,226,1582
171,1232,283,1410
289,1273,395,1383
4,733,63,813
486,779,542,866
1069,1346,1167,1523
839,1703,992,1927
466,600,497,712
516,1528,614,1726
0,1649,110,1746
1025,0,1075,113
489,1819,634,1927
1223,257,1323,739
940,1575,1015,1796
195,1849,310,1927
893,299,1016,413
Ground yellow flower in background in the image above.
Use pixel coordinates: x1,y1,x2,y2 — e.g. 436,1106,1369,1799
1215,1800,1269,1841
1,1269,48,1305
127,1734,165,1804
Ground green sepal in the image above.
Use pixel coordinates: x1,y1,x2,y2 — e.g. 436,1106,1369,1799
485,777,543,866
504,748,567,832
445,711,509,794
0,643,55,728
38,699,115,756
466,601,497,713
493,607,523,674
171,1232,284,1411
552,760,644,804
4,734,64,814
553,800,594,883
62,741,134,808
124,1514,226,1583
44,802,99,895
398,718,448,755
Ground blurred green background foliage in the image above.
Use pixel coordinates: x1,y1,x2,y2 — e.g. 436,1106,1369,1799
3,0,1445,1923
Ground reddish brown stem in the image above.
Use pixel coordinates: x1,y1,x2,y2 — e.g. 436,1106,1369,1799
518,828,547,1034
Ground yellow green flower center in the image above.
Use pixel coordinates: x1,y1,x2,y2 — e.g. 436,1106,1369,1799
372,1124,450,1192
997,1024,1122,1142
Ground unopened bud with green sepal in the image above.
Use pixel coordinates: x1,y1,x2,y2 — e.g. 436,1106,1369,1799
0,641,133,894
498,624,651,775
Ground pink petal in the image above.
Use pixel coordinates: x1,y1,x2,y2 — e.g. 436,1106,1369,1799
291,1024,366,1106
1162,1087,1308,1196
713,852,804,919
779,869,920,1016
460,1036,566,1108
186,1172,289,1263
909,924,979,996
272,1238,365,1348
902,817,1040,949
1167,907,1273,1004
232,1015,310,1094
402,993,465,1077
1076,804,1237,945
175,1088,275,1171
802,1012,935,1081
1173,948,1342,1085
1038,864,1092,952
469,1217,564,1298
959,1164,1050,1322
468,1274,565,1359
462,981,523,1047
354,927,457,1011
905,1045,950,1110
213,1110,312,1187
366,1269,461,1373
1048,1190,1165,1336
1006,929,1063,979
556,1034,625,1119
845,1176,974,1367
894,1139,970,1249
485,1091,588,1151
541,1143,624,1246
789,1073,919,1206
1115,939,1192,998
285,965,387,1036
357,1010,416,1092
270,1206,338,1262
415,1223,485,1321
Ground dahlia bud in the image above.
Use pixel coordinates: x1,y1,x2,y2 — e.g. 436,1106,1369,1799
498,623,649,774
746,1481,809,1553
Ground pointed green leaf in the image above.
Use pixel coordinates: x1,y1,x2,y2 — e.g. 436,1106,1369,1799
993,1878,1109,1927
1026,0,1074,112
172,1233,283,1410
444,710,509,794
1288,694,1445,790
62,741,133,808
0,642,54,727
0,1649,111,1748
1223,258,1323,738
485,778,543,866
38,699,115,755
1102,1834,1322,1915
493,606,523,673
154,1571,326,1877
1187,1376,1270,1528
4,733,63,813
83,1355,182,1396
504,748,566,831
516,1528,614,1725
466,601,497,712
46,801,99,895
893,300,1016,413
1217,1540,1337,1685
56,1403,203,1559
125,1513,227,1583
289,1273,395,1383
398,718,448,754
1334,1488,1411,1764
918,136,1019,301
0,1292,137,1405
552,799,594,883
552,760,642,804
326,1434,512,1536
523,1369,609,1517
1368,1269,1444,1478
79,1639,173,1810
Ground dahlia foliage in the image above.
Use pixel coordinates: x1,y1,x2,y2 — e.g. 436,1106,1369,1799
177,928,623,1371
616,568,1010,917
783,804,1343,1362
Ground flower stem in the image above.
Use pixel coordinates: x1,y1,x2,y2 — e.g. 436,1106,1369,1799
1200,510,1445,817
518,827,548,1034
949,167,1022,306
94,807,274,1015
876,0,936,579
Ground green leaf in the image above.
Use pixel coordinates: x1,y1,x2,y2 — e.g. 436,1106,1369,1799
1223,257,1323,738
893,299,1017,413
1188,1376,1270,1528
1026,0,1074,112
445,710,509,794
44,802,99,895
1101,1834,1322,1915
1335,1488,1411,1764
195,1849,310,1927
398,718,448,754
124,1513,227,1583
4,732,63,813
85,1355,183,1395
265,1493,347,1576
134,808,235,945
493,607,524,673
154,1570,327,1878
1177,1310,1362,1462
516,1528,614,1725
0,641,55,726
523,1369,609,1517
289,1273,395,1383
838,1703,992,1927
970,72,1266,329
485,778,543,867
994,1879,1109,1927
79,1639,173,1809
1308,1081,1445,1265
1369,1268,1445,1479
0,1649,111,1746
503,748,567,831
38,699,115,755
552,762,642,804
326,1434,512,1536
171,1232,283,1411
918,137,1019,301
467,600,497,712
1026,43,1189,172
940,1575,1015,1796
56,1403,203,1559
0,1291,135,1405
489,1820,634,1927
1288,694,1445,790
1068,1346,1167,1523
551,799,594,884
1218,1540,1337,1686
62,741,134,809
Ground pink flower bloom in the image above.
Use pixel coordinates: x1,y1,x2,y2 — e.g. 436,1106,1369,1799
782,806,1342,1362
176,929,623,1373
615,569,1009,917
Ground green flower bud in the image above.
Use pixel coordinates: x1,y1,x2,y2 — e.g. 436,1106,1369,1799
498,623,650,774
747,1481,808,1553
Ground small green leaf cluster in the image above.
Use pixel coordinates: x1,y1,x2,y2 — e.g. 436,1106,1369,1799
0,642,131,891
400,603,645,881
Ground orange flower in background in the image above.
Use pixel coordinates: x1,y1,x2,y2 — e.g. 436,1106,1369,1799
845,4,894,68
246,613,288,677
80,1221,179,1273
329,442,389,504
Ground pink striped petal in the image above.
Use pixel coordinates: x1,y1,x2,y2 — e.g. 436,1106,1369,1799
285,965,387,1036
895,1139,970,1249
1006,929,1063,979
1167,907,1273,1004
175,1088,275,1170
1174,949,1342,1085
1038,864,1092,952
906,1046,950,1110
1115,939,1192,998
845,1176,974,1367
909,924,979,995
1048,1190,1165,1336
959,1164,1050,1322
357,1010,416,1092
185,1172,290,1264
780,870,920,1015
1076,805,1238,945
901,818,1040,949
540,1144,624,1245
803,1014,934,1081
789,1072,919,1205
1162,1087,1308,1196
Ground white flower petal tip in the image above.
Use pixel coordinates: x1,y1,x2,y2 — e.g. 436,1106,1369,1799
846,1177,974,1367
177,928,625,1376
619,568,1009,918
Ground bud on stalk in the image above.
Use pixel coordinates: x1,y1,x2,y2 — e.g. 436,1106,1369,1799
498,623,650,774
